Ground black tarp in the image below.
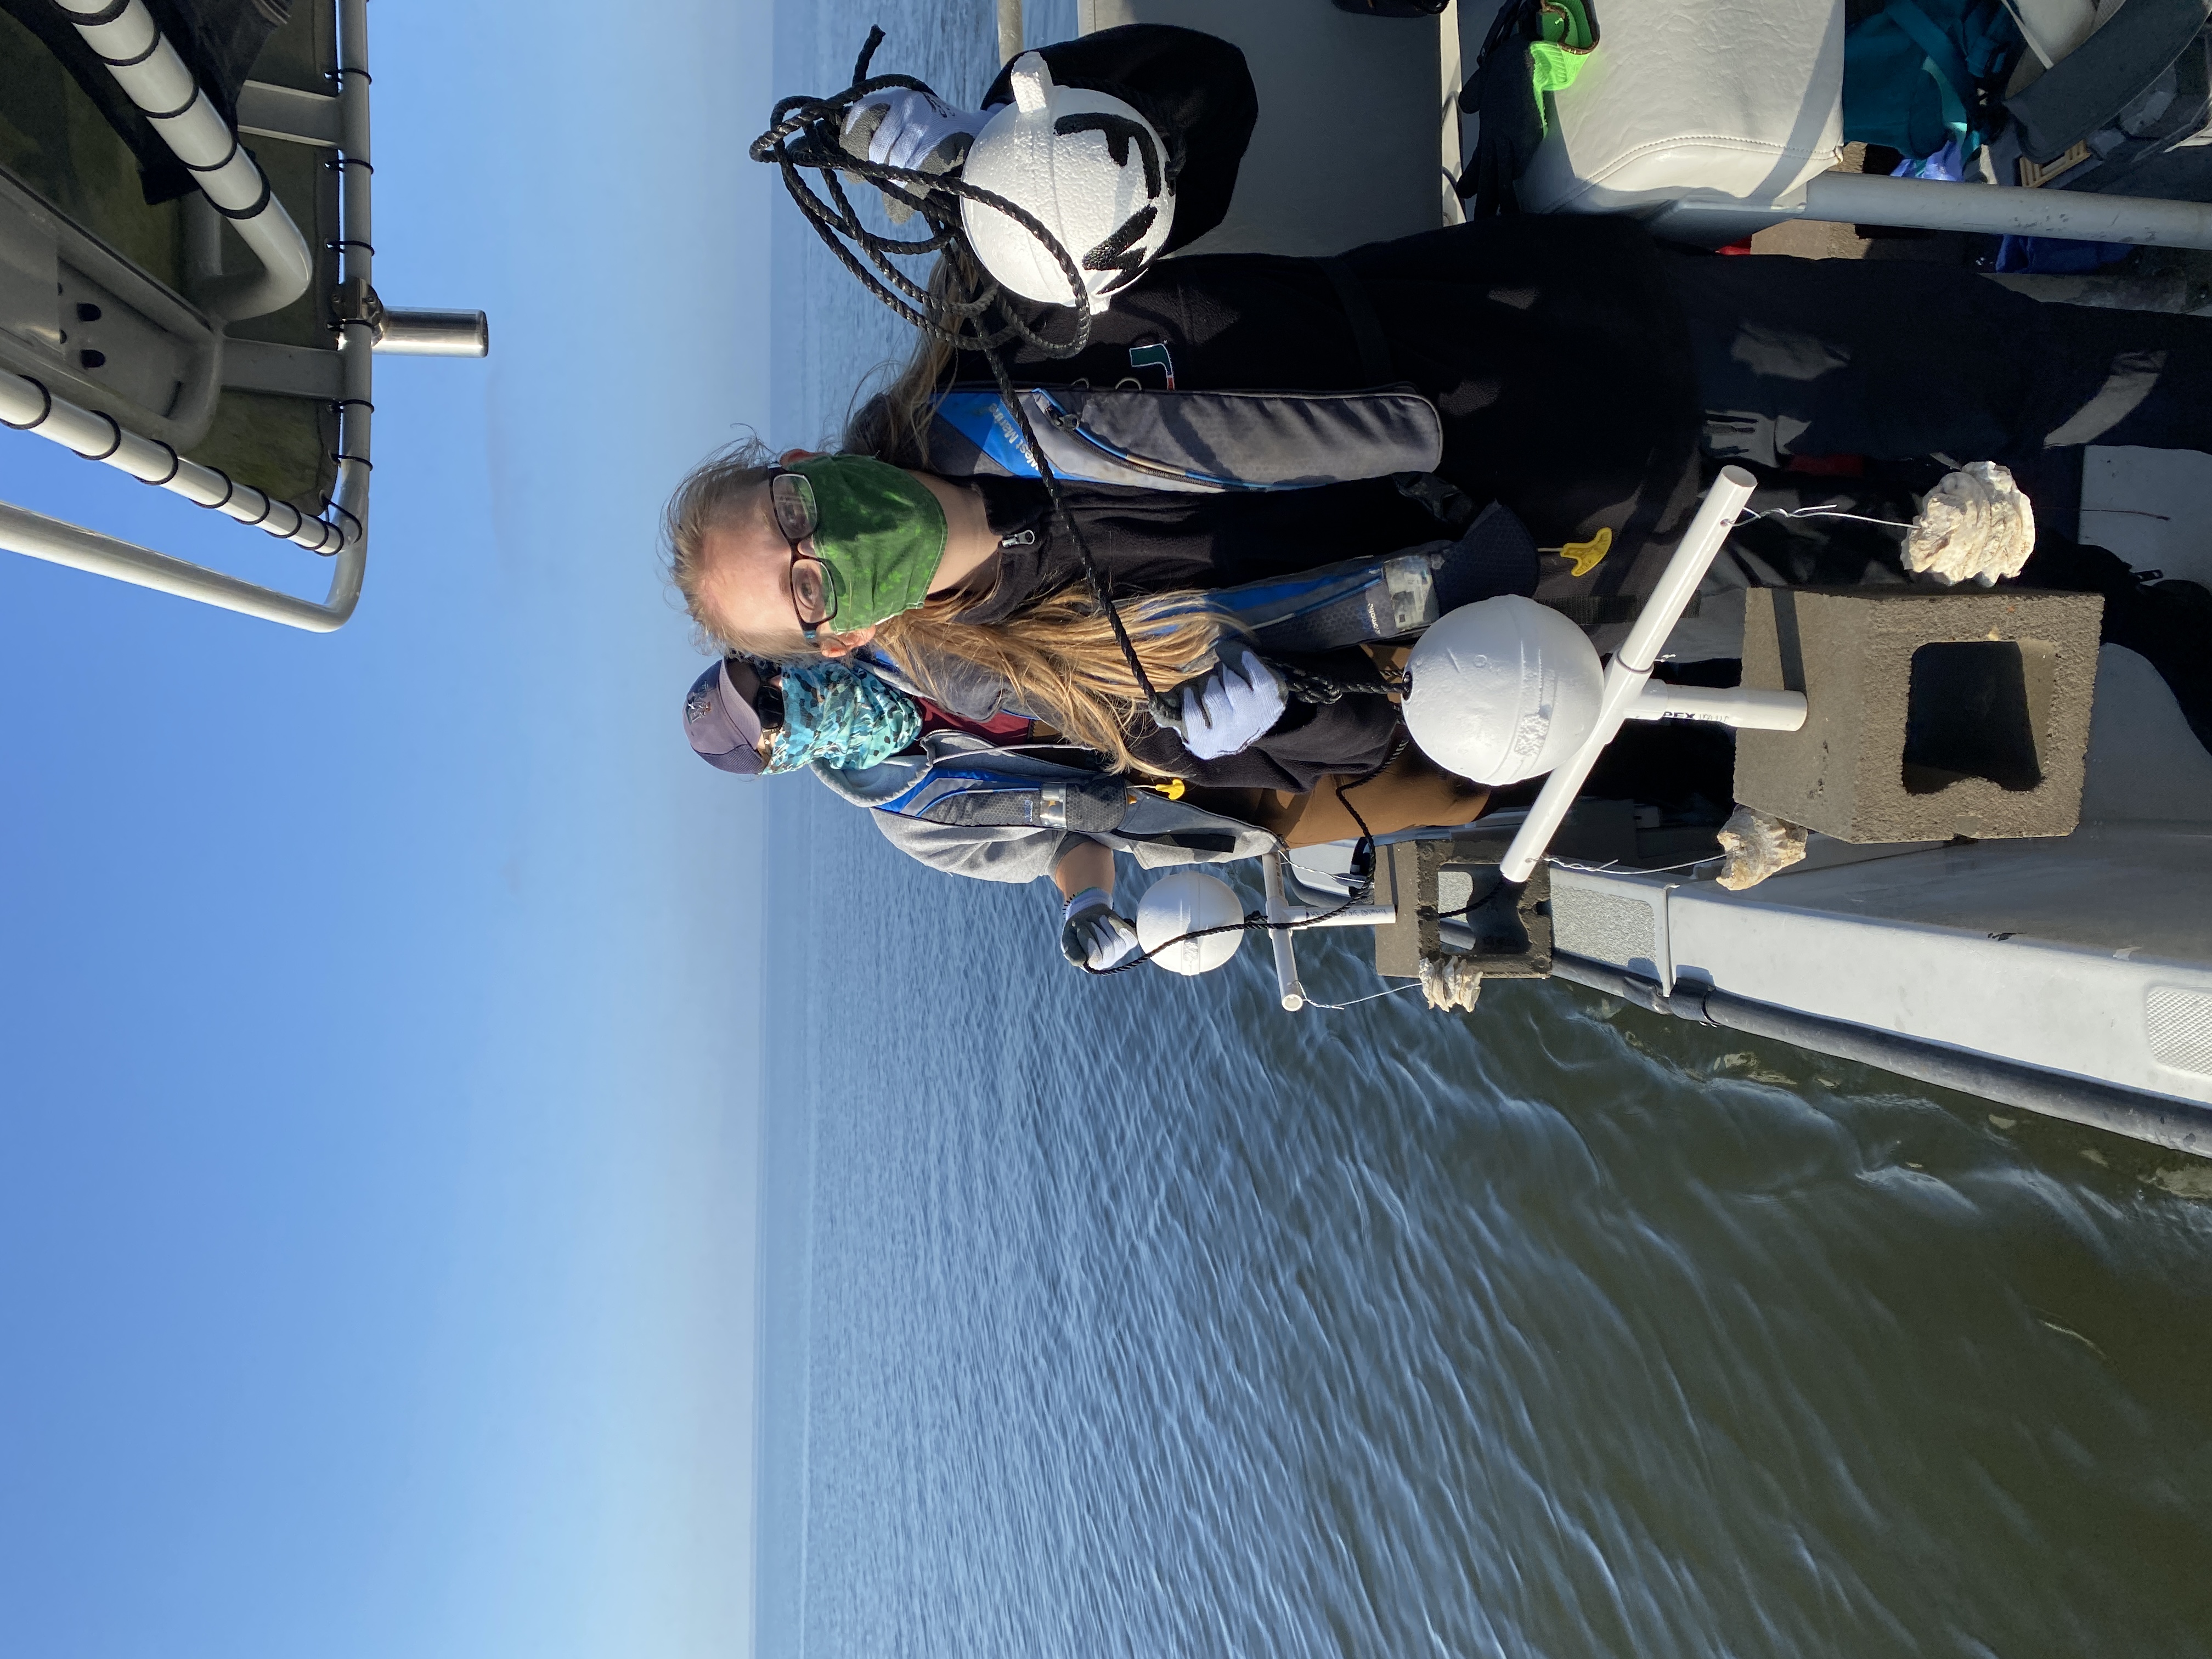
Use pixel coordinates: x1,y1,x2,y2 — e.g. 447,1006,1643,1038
0,0,289,202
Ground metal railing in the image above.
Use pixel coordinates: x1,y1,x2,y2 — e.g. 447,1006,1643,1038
0,0,483,631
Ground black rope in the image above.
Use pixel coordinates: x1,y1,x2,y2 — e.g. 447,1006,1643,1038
750,37,1189,704
975,343,1175,721
1264,656,1408,707
1079,893,1369,975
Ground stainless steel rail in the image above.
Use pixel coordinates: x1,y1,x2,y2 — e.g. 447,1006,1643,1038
0,0,436,631
0,498,363,630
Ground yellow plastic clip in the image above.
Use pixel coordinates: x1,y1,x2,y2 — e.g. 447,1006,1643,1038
1128,777,1188,803
1554,527,1612,578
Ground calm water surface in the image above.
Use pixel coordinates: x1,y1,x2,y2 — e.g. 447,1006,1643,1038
754,7,2212,1654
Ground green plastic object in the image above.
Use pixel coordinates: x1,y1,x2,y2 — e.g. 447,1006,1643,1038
1530,0,1599,128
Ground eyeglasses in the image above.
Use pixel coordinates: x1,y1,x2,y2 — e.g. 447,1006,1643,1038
768,469,836,638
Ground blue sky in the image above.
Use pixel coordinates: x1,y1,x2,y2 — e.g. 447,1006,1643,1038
0,4,773,1656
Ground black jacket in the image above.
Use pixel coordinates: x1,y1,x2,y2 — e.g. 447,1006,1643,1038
957,476,1426,790
950,28,1705,644
921,25,1708,785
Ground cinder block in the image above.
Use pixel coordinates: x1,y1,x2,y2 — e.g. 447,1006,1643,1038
1372,840,1553,980
1735,586,2103,843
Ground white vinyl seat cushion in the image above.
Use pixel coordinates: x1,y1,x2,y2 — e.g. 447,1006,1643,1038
1517,0,1848,217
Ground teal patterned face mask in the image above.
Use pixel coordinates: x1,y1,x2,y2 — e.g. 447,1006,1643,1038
762,659,924,774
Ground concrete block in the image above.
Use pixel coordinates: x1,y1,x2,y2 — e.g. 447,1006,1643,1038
1735,586,2103,842
1373,840,1553,980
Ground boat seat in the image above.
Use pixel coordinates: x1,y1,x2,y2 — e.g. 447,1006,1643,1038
1493,0,2212,247
1080,0,1453,256
1513,0,1847,243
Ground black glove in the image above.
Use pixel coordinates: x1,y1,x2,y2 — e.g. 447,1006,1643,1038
1060,887,1142,972
1457,40,1544,218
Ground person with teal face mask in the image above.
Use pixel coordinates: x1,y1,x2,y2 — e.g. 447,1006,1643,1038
679,644,1494,974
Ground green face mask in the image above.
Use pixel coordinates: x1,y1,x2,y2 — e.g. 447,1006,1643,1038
792,455,947,632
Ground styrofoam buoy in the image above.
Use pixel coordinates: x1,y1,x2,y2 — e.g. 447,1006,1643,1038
1135,869,1244,976
958,53,1176,311
1401,596,1606,785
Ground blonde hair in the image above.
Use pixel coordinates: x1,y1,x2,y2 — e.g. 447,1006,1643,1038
840,253,974,466
662,434,799,659
668,260,1228,771
878,589,1222,772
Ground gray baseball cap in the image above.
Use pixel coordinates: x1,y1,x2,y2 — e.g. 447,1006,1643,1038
684,658,775,775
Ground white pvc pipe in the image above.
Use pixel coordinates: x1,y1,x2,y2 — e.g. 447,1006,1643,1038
1500,467,1759,883
1261,851,1307,1012
1628,681,1808,731
0,363,347,553
52,0,313,320
1800,171,2212,251
0,498,362,630
1286,903,1398,928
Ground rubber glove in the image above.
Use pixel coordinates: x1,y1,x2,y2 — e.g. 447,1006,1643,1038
1161,642,1288,761
840,89,989,220
1456,39,1544,217
1060,887,1141,971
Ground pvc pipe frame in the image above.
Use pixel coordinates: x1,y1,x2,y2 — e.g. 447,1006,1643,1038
0,362,350,554
1629,681,1808,731
1500,467,1760,882
52,0,313,321
1262,851,1308,1012
4,0,375,628
1796,171,2212,251
0,498,362,630
1266,871,1406,1015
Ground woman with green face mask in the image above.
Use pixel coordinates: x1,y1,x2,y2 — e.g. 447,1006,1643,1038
663,434,1469,792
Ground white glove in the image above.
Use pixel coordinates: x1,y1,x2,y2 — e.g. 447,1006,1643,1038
1166,642,1289,760
1060,887,1141,971
840,90,990,219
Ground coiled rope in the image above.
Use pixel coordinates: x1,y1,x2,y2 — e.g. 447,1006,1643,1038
750,27,1180,723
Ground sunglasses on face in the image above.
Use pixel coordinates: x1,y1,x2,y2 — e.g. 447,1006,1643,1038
768,469,836,636
752,675,786,736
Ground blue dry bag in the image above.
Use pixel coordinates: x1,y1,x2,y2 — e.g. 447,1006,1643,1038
1843,0,2023,160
